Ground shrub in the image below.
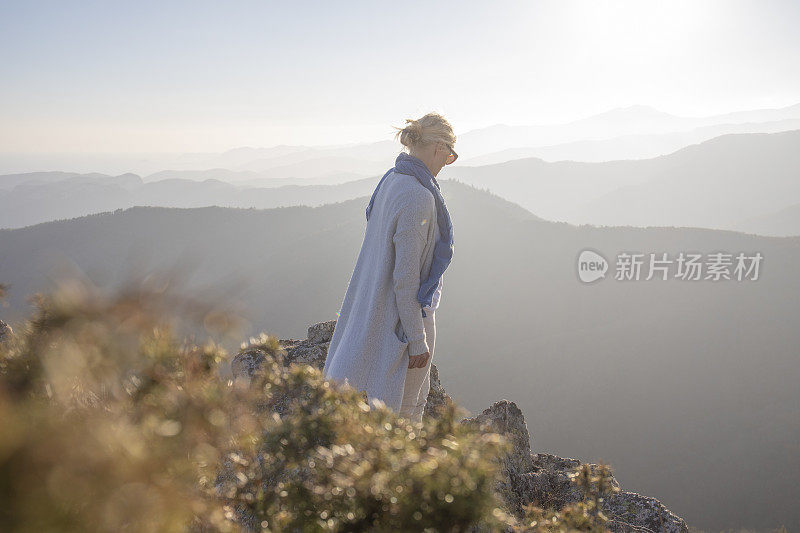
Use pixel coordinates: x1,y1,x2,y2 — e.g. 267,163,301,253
0,277,511,532
0,276,620,532
218,343,512,532
511,462,619,532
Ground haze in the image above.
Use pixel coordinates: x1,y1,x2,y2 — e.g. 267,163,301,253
2,0,800,155
2,1,800,531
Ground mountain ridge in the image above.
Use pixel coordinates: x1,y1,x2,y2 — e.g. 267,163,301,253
0,179,797,531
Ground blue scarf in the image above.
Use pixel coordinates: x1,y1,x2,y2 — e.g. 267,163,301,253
366,152,454,317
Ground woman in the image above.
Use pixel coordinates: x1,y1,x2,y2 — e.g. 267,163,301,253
322,112,457,424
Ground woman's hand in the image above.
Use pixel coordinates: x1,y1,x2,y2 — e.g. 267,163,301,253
408,352,430,369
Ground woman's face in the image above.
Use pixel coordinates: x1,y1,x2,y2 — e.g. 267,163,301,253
414,141,452,177
434,142,453,172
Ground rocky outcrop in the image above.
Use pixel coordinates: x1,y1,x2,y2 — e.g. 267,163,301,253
232,320,455,420
0,320,12,343
465,402,688,533
230,320,690,533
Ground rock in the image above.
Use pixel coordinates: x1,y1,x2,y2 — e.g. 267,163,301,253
307,320,335,344
230,347,267,384
461,400,538,518
423,360,454,418
603,490,689,533
462,400,536,474
227,320,690,533
0,320,12,343
463,402,688,533
230,319,451,415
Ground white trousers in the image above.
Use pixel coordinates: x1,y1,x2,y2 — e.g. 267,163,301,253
399,309,436,424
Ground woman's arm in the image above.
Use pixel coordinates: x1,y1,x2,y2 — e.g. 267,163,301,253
391,194,433,356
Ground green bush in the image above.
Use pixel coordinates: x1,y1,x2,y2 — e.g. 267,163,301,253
511,462,619,532
0,278,254,532
0,278,513,532
218,345,513,532
0,277,619,532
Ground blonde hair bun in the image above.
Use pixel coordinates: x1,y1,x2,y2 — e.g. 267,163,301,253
393,112,456,151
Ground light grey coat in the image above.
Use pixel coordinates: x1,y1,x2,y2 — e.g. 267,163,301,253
322,169,440,411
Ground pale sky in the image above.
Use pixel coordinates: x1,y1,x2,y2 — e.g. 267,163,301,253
1,0,799,153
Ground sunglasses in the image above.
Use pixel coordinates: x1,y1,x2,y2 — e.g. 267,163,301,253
442,142,458,165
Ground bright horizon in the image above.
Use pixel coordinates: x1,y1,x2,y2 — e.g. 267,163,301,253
2,0,800,154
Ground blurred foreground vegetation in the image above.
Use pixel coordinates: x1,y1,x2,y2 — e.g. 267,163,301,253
0,278,620,532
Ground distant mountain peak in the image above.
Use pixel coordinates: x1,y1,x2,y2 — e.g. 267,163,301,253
577,104,679,123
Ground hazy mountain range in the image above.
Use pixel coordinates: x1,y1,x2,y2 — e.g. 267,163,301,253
453,129,800,235
3,102,800,177
0,181,797,532
460,117,800,165
0,171,376,228
1,101,799,530
454,102,800,157
733,202,800,237
1,129,799,237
